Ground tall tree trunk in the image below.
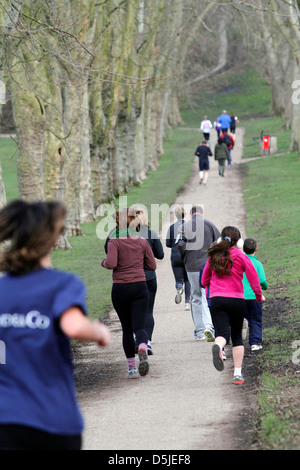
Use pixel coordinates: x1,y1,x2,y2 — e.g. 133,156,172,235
10,52,46,201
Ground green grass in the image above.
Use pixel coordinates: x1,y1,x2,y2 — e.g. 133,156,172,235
180,68,272,129
0,138,18,201
242,116,292,158
243,153,300,308
238,78,300,448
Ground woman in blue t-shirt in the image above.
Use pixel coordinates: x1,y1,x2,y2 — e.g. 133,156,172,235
0,200,111,450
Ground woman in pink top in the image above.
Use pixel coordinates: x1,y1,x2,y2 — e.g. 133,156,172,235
201,226,263,385
102,208,156,379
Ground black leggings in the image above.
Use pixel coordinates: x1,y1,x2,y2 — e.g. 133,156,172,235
112,281,149,358
210,297,246,347
0,424,82,450
146,278,157,342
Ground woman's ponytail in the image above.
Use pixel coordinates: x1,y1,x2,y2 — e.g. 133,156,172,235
207,226,241,277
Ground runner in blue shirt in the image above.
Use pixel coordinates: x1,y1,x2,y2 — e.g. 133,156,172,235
217,110,232,133
0,200,111,450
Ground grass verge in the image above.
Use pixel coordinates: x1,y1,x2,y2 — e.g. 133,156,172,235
242,152,300,450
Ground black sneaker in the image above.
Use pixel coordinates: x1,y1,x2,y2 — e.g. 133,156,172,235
138,349,149,376
175,287,183,304
212,344,224,371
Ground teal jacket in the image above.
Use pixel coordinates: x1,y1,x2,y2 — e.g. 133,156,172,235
243,254,268,300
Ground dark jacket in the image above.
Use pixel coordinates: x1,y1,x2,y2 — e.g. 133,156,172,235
195,145,212,161
214,142,229,160
166,220,184,264
139,225,164,280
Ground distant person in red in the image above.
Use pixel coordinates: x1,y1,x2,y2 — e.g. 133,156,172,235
220,131,234,167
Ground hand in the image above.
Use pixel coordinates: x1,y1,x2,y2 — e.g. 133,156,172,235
262,295,266,302
94,321,111,347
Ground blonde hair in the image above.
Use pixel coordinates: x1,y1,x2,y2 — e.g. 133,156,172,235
174,205,186,220
129,205,149,226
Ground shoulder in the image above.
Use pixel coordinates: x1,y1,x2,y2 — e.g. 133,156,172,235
51,269,85,288
204,218,218,230
149,229,160,240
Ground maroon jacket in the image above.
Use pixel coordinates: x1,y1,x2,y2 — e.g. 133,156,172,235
101,234,156,283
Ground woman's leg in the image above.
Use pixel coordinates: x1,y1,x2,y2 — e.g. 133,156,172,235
228,298,246,382
145,278,157,342
112,284,136,359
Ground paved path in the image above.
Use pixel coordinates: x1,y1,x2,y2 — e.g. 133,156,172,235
76,127,252,450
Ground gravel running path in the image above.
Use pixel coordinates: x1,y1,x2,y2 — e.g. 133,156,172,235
76,127,253,451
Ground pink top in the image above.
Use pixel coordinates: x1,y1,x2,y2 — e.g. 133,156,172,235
202,247,263,302
101,234,156,283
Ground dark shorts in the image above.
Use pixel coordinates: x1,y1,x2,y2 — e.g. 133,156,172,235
199,159,210,171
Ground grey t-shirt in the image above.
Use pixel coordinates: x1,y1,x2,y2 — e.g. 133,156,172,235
177,214,220,272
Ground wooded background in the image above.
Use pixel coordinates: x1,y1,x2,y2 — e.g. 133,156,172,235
0,0,299,241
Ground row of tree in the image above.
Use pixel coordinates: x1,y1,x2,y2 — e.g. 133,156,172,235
0,0,299,242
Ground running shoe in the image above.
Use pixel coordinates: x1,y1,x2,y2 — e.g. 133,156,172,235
204,328,215,342
212,344,224,371
185,302,191,311
128,368,138,379
147,341,153,356
138,349,149,376
195,335,206,341
251,344,262,352
222,348,227,360
233,374,244,385
175,287,183,304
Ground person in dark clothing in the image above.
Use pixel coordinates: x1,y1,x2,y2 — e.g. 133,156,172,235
166,205,191,310
194,140,213,186
214,137,229,177
132,207,164,355
230,113,239,134
177,206,220,340
220,131,235,167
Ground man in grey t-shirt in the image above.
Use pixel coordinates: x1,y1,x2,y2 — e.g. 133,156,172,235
177,205,220,340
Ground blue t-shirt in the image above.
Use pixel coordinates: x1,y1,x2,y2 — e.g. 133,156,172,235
0,268,87,435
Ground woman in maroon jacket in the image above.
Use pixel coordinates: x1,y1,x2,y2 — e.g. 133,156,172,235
102,208,156,379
